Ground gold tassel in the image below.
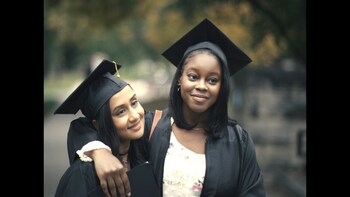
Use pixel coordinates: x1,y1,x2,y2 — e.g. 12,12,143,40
112,61,120,77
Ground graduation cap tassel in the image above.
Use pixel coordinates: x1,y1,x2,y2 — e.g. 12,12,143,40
112,61,121,77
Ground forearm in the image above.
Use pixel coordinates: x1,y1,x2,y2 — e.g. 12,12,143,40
76,140,112,162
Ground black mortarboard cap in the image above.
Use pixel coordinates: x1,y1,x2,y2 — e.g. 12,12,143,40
54,59,128,119
162,18,252,76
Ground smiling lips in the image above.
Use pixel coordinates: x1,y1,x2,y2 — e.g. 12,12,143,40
191,94,209,103
129,120,142,131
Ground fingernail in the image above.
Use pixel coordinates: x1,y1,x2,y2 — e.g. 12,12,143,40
127,192,131,196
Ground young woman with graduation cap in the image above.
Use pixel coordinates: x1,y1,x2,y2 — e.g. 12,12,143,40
54,60,158,196
67,19,266,197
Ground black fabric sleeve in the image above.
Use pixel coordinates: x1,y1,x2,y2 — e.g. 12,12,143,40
67,117,98,165
239,128,266,197
54,163,88,197
55,161,104,197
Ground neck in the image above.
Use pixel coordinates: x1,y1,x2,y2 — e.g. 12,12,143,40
119,140,130,156
182,106,211,126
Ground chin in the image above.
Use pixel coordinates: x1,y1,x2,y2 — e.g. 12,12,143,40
190,106,209,114
135,130,145,139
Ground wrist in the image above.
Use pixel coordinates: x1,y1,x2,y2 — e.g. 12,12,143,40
76,140,111,162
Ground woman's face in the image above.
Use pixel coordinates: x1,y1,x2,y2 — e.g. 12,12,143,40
179,52,221,114
109,85,145,141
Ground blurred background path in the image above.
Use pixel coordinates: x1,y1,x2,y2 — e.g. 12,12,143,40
44,111,79,197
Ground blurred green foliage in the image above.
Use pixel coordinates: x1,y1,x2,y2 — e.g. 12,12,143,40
44,0,305,77
44,99,59,118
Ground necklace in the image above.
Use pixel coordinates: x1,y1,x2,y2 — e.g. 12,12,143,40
120,153,130,170
121,154,128,164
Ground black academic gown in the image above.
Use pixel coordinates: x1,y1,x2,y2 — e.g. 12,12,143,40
55,160,104,197
68,109,266,197
146,108,266,197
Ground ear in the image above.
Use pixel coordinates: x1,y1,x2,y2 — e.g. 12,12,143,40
178,77,182,86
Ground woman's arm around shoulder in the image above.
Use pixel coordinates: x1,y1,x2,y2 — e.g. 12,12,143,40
67,117,100,164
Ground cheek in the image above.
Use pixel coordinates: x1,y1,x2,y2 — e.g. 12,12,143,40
113,117,128,135
181,84,191,93
180,84,193,102
180,78,194,92
210,85,221,100
136,105,145,117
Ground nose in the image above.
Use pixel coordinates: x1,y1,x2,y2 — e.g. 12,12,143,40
129,108,140,122
195,79,207,91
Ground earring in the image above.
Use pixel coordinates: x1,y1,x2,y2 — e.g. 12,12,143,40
177,84,181,92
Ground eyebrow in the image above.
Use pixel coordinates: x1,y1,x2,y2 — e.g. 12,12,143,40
187,67,221,76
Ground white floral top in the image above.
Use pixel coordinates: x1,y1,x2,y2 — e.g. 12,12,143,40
163,131,206,197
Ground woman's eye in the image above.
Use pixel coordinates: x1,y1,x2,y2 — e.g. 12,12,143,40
208,78,218,85
188,74,198,81
132,99,138,107
116,109,126,116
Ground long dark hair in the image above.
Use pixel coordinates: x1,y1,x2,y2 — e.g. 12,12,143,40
169,48,231,139
94,102,120,157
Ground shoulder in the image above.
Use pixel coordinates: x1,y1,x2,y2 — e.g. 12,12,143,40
69,117,93,130
71,117,88,124
70,117,91,127
144,108,169,120
68,117,96,136
145,110,155,124
144,108,170,128
227,119,248,142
